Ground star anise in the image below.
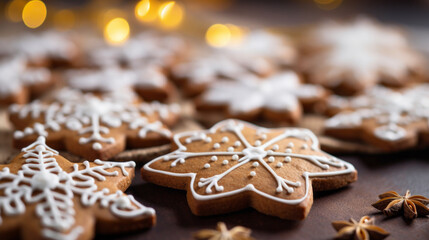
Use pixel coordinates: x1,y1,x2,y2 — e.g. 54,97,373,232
194,222,254,240
332,216,389,240
372,190,429,220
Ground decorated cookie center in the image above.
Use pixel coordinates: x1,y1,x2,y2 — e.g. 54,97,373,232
31,171,60,190
242,147,267,160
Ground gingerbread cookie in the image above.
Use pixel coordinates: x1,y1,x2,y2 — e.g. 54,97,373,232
196,71,328,123
223,29,297,69
324,84,429,151
171,54,252,97
142,119,357,220
0,136,155,240
89,31,185,69
0,31,78,68
9,88,176,161
0,56,54,106
300,17,426,95
66,65,175,102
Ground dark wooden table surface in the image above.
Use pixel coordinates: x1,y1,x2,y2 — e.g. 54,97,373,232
109,150,429,240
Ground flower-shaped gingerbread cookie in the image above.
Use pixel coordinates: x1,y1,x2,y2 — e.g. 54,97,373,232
196,71,327,123
301,17,426,95
0,57,53,106
143,119,357,220
10,88,176,161
0,136,155,240
66,65,175,102
325,84,429,151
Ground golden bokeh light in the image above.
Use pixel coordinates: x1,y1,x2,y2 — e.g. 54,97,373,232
314,0,343,10
22,0,47,29
5,0,26,22
206,24,231,48
226,24,245,46
54,9,76,30
158,1,184,29
135,0,159,23
135,0,151,21
104,17,130,45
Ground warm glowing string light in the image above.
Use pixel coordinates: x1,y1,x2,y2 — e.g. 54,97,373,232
206,24,231,48
314,0,343,10
226,24,245,46
135,0,159,23
158,1,184,29
5,0,26,22
22,0,47,29
104,17,130,45
54,9,76,30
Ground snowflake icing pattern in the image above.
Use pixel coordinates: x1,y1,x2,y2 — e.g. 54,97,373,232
325,85,429,142
0,136,155,240
144,119,356,218
10,88,173,160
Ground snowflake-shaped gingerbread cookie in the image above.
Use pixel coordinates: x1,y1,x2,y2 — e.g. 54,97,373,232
300,17,426,95
196,71,327,123
0,56,53,106
66,65,175,102
0,136,155,240
143,119,357,220
9,88,176,161
325,84,429,151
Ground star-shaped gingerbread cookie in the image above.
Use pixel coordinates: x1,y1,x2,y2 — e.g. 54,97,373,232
325,84,429,151
0,136,155,240
142,119,357,220
9,88,177,161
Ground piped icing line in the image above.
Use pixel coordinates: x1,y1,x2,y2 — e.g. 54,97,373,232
10,88,172,151
144,119,355,205
0,136,154,240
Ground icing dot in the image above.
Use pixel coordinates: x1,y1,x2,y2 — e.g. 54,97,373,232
287,142,294,148
268,156,275,163
79,138,86,144
24,127,33,135
234,141,241,147
185,138,192,144
250,171,256,177
163,156,170,161
254,140,261,146
276,162,283,168
285,149,292,153
213,143,220,149
252,162,259,167
221,137,229,143
276,188,282,193
93,143,102,150
204,137,212,143
272,144,279,151
204,163,210,169
117,196,131,209
284,156,291,163
227,147,234,152
260,134,267,140
179,158,185,164
217,186,224,192
211,156,218,161
14,131,24,139
267,150,273,155
232,154,239,160
301,144,308,150
222,160,229,165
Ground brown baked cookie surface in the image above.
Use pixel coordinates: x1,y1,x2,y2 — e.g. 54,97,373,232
195,71,328,124
324,84,429,151
9,88,177,161
0,57,55,106
66,65,175,102
300,17,426,96
0,136,155,240
142,119,357,220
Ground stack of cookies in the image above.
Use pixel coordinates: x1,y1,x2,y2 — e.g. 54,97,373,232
0,16,428,240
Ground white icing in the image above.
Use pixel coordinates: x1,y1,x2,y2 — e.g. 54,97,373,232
303,17,423,87
326,84,429,141
0,56,51,97
66,65,167,92
144,119,355,205
11,88,172,152
0,136,154,239
202,71,324,114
